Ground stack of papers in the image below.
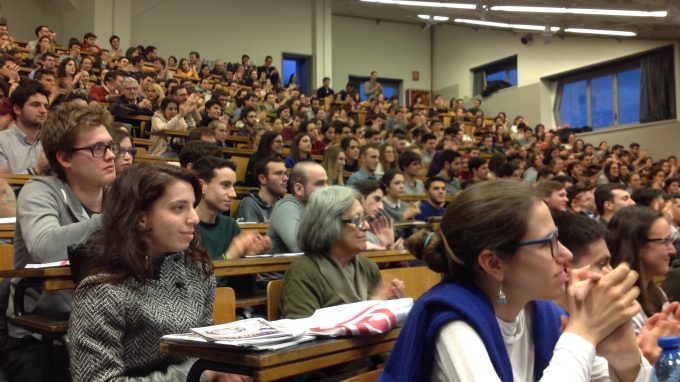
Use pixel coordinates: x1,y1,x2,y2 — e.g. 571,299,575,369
162,318,313,351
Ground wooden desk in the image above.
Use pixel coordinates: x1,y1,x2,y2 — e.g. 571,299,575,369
160,328,400,382
0,250,415,290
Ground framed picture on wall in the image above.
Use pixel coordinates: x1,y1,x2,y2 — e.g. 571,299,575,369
406,89,431,108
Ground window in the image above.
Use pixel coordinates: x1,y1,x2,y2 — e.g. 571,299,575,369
617,68,641,125
552,46,675,129
556,66,642,129
471,56,518,95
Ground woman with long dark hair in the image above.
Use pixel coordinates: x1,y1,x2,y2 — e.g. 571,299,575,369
607,205,676,333
245,131,284,187
284,133,313,168
68,163,243,381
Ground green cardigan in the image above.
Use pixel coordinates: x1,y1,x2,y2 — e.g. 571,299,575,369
280,254,382,319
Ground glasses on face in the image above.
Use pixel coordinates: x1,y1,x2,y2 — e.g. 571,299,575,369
71,142,120,158
341,215,368,230
647,236,674,246
117,147,138,158
500,230,560,259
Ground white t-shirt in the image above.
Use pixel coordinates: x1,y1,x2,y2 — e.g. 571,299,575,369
431,308,652,382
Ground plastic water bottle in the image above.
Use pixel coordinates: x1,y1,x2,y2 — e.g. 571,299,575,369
654,336,680,382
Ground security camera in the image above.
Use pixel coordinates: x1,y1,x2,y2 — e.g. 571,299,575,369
520,34,534,45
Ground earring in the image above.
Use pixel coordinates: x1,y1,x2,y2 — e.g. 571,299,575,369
496,283,507,305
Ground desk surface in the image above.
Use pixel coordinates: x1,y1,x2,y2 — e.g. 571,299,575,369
0,250,415,289
160,328,399,381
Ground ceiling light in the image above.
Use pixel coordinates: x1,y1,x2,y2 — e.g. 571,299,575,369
360,0,476,10
454,18,555,32
418,14,431,20
550,27,561,32
433,15,450,21
490,5,667,18
565,28,636,37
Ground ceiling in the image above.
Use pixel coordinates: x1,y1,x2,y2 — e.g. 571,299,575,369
331,0,680,40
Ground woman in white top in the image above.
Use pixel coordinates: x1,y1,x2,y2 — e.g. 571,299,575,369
607,205,676,334
380,180,650,382
149,97,193,157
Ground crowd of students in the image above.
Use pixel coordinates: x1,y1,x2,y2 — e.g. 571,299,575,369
0,20,679,381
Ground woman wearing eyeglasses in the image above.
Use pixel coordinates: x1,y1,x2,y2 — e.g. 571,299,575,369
279,186,405,320
380,180,649,382
607,205,676,334
109,126,136,174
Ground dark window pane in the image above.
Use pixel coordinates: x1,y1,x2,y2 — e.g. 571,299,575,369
486,70,506,83
509,68,518,86
559,80,587,128
282,59,297,87
591,75,614,129
618,68,640,125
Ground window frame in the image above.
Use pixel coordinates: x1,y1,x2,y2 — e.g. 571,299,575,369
471,55,518,95
554,60,642,130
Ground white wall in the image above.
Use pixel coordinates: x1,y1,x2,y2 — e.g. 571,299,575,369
332,15,431,100
2,0,64,44
62,0,95,46
130,0,314,69
433,24,672,103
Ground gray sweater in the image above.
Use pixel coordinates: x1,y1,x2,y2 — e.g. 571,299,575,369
68,253,215,382
267,195,304,254
8,176,101,338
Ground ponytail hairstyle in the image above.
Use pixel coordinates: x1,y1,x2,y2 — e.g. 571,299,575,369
407,180,541,281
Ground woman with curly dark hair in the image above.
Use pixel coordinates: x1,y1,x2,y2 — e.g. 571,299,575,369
68,163,241,381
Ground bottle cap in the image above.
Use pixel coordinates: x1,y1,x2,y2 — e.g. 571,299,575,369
658,336,680,349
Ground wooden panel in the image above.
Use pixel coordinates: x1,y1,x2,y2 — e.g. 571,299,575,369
341,369,382,382
267,279,284,321
380,266,440,301
231,156,249,183
0,244,13,275
213,287,236,324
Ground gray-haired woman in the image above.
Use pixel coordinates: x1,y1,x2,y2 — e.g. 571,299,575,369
280,186,405,319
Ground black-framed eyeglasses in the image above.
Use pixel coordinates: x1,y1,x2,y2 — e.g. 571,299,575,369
71,142,120,158
647,236,674,246
117,147,138,158
499,230,560,259
341,215,368,230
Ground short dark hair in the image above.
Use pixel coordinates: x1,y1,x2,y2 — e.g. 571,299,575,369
398,151,421,170
359,143,379,158
104,70,122,84
421,133,436,144
109,34,120,44
594,183,628,215
35,25,48,37
468,157,487,172
352,179,383,197
440,149,460,165
552,210,607,264
340,136,358,151
9,80,50,118
154,57,166,67
192,156,236,183
84,32,96,39
425,176,447,190
178,141,223,168
33,68,55,81
631,187,663,207
253,156,283,179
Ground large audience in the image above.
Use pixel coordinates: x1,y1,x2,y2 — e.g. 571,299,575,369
0,20,679,382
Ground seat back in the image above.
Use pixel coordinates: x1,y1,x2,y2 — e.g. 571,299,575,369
213,287,236,324
266,279,285,321
379,266,440,301
231,156,249,183
0,244,13,274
